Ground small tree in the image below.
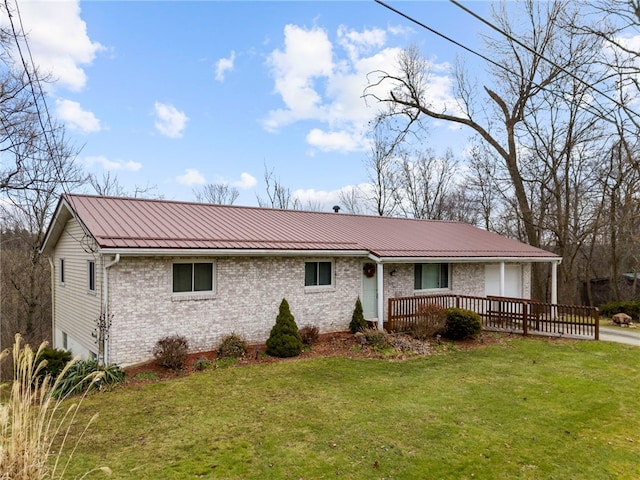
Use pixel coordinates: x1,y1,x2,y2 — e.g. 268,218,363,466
266,299,303,357
349,298,368,333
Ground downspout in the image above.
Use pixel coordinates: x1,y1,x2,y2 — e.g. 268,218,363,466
47,257,55,348
102,253,120,366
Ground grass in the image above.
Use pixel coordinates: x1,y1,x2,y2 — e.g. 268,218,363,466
60,337,640,479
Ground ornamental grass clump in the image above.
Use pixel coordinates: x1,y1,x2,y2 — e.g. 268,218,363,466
266,299,303,358
0,334,110,480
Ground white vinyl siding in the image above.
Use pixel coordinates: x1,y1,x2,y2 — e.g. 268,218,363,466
52,218,101,359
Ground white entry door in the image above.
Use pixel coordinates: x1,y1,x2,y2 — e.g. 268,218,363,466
485,264,523,298
361,265,377,320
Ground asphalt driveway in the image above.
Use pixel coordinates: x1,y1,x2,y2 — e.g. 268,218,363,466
599,326,640,346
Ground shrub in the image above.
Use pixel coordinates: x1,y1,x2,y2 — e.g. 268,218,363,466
408,303,447,340
217,334,248,359
349,297,368,333
266,299,303,358
299,325,320,345
361,328,391,350
599,301,640,320
153,335,189,370
443,308,482,340
37,347,72,380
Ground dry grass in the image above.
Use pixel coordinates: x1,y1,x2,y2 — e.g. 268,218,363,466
0,334,110,479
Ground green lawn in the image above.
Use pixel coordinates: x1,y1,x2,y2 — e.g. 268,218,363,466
62,338,640,479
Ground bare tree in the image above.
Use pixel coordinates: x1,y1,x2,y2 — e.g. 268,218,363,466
364,0,609,301
88,172,162,199
256,165,300,209
193,183,239,205
395,149,459,220
338,186,365,214
0,122,85,353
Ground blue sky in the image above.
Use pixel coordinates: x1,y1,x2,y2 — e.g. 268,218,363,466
11,1,493,208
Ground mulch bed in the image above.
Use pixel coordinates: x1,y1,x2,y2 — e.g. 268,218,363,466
122,331,513,386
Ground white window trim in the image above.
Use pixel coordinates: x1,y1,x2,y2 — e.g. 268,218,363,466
171,260,216,299
87,260,96,294
304,258,335,292
59,257,65,286
414,263,451,293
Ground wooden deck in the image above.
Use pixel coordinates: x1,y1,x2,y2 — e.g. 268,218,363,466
387,294,599,340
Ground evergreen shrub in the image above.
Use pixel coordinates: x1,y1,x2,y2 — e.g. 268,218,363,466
37,348,72,380
266,299,303,357
599,301,640,319
443,308,482,340
349,297,368,333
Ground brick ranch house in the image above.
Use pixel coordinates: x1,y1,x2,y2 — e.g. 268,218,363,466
40,194,561,366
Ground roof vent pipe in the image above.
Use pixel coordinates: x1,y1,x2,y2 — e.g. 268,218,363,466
332,205,340,213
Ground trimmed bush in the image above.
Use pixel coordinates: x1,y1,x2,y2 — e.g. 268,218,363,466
299,325,320,345
37,347,72,380
153,335,189,370
266,299,303,358
349,297,368,333
443,308,482,340
408,303,447,340
217,334,248,359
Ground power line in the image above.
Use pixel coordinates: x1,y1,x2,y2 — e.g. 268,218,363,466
448,0,640,126
373,0,640,130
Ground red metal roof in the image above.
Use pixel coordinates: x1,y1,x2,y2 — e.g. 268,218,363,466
49,194,558,259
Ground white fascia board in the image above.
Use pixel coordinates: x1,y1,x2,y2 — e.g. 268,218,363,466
375,256,562,264
97,248,372,258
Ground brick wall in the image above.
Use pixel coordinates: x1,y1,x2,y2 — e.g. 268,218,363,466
108,256,362,365
107,257,531,366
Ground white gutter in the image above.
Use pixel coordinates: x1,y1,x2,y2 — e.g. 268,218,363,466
371,256,562,264
99,248,371,258
101,253,120,366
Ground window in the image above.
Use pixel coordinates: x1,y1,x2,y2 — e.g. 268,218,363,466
88,260,96,292
62,332,68,350
414,263,449,290
173,262,214,293
305,261,332,287
59,258,65,285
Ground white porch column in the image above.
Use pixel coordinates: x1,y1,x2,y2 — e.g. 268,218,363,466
499,261,505,297
377,262,384,331
551,261,558,305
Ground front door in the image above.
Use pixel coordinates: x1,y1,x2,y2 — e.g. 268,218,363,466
361,264,377,321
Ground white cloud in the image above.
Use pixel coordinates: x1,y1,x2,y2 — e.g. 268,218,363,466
215,51,236,82
306,128,365,153
154,102,188,138
56,99,101,133
264,24,458,153
2,1,103,92
177,168,205,186
231,172,257,189
84,155,142,171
